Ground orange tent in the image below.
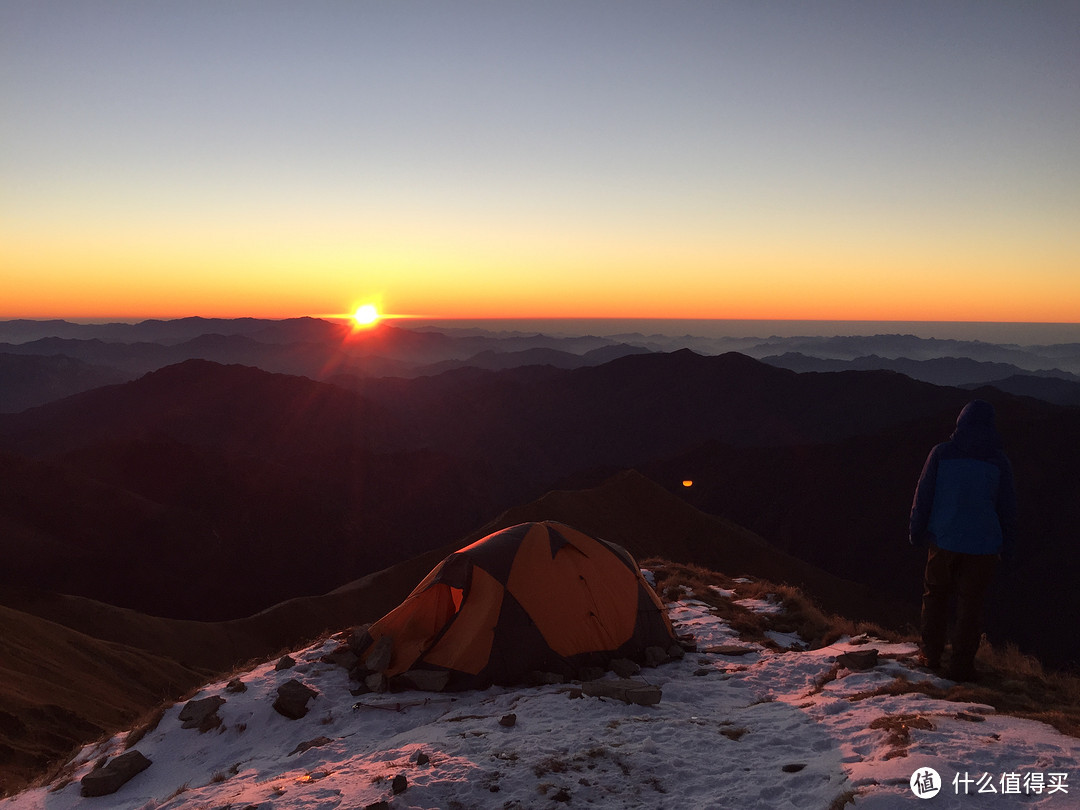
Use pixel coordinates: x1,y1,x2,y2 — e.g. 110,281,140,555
359,521,676,690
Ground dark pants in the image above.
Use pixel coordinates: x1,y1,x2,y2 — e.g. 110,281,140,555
921,547,998,673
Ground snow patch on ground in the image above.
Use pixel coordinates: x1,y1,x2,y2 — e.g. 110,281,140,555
5,580,1077,809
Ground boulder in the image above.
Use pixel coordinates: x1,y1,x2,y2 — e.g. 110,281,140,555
322,644,360,671
393,669,450,692
178,695,226,731
80,750,152,797
644,646,669,667
274,679,318,720
364,636,394,673
348,625,373,654
364,672,387,693
610,658,640,678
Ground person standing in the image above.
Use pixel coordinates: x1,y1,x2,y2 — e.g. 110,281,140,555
909,400,1017,681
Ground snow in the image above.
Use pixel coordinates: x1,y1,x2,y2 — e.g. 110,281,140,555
5,576,1078,809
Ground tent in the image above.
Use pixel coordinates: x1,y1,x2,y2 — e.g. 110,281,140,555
357,521,676,690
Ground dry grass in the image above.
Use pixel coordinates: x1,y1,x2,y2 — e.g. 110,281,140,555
644,558,909,653
868,713,935,759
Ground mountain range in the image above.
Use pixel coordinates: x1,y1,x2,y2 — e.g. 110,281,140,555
2,317,1078,795
3,317,1080,413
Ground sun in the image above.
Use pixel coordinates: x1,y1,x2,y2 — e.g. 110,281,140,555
352,304,380,327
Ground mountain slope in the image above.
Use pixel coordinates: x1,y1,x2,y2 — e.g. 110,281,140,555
0,471,890,796
0,607,207,796
5,563,1077,809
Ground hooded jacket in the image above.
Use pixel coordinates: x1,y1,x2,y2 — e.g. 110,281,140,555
909,400,1018,558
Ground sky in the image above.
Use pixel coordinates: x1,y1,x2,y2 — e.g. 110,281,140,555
2,1,1078,323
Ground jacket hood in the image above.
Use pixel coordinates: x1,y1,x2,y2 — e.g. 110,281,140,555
952,399,1001,455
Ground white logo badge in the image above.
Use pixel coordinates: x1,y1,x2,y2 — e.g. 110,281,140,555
910,767,942,798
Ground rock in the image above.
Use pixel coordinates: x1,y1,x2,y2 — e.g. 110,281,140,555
782,763,807,773
322,645,360,671
837,649,879,671
225,678,247,693
416,751,430,766
581,678,662,706
348,625,373,654
610,658,640,678
499,713,517,727
392,773,408,794
275,655,296,671
364,672,387,693
576,666,607,682
526,671,565,686
80,750,152,797
178,696,226,731
365,636,394,673
666,643,686,660
364,802,390,810
677,635,698,652
703,644,756,656
644,646,669,667
289,736,333,756
394,669,450,692
274,679,318,719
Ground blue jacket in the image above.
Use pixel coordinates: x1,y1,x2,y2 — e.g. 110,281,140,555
909,400,1018,558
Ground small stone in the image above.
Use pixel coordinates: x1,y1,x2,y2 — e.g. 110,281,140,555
782,763,807,773
289,736,333,756
391,773,408,794
582,678,661,706
498,713,517,727
416,752,431,766
275,654,297,671
225,678,247,693
837,650,878,671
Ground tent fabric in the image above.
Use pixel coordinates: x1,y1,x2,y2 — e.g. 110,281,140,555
360,521,676,690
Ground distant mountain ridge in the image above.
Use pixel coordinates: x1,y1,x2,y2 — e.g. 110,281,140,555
3,318,1079,415
763,352,1080,405
2,346,1077,672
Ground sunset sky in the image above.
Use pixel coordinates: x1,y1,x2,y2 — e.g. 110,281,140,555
2,1,1078,323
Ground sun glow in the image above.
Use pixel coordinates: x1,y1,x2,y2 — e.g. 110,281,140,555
352,304,380,327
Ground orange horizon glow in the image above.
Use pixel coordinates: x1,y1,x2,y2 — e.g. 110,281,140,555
2,250,1077,325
